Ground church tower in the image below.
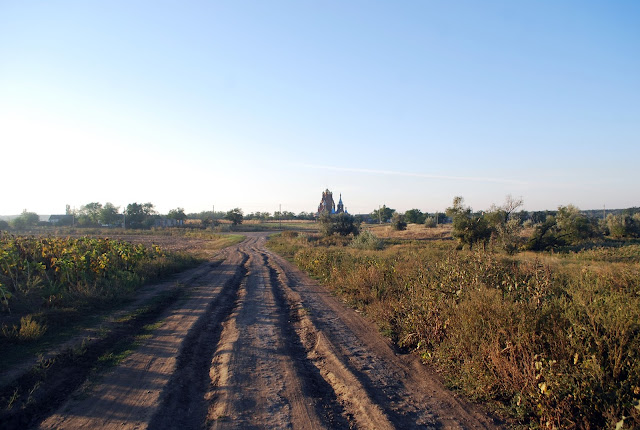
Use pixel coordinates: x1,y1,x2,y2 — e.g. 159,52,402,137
336,194,344,213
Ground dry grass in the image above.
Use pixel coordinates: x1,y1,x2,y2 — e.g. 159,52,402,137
365,223,453,240
268,232,640,429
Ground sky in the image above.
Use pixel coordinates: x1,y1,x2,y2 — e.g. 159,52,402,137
1,1,639,216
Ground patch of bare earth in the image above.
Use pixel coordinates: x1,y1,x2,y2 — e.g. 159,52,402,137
30,233,501,429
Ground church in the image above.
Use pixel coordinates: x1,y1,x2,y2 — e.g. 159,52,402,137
317,189,347,215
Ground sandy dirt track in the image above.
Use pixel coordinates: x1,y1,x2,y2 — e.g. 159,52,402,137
38,234,501,429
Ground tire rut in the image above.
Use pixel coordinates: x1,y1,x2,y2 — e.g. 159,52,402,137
147,250,249,429
265,246,500,429
261,250,355,430
263,250,397,430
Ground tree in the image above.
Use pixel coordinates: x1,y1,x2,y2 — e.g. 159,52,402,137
371,205,395,223
297,211,314,220
606,214,639,238
168,208,187,224
485,195,524,254
525,215,562,251
555,205,598,243
391,213,407,231
99,203,121,226
446,197,491,250
11,210,40,230
225,208,244,226
78,202,103,226
319,213,360,237
0,220,10,231
404,209,425,224
125,202,157,229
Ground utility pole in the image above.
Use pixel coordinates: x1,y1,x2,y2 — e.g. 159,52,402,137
603,204,606,221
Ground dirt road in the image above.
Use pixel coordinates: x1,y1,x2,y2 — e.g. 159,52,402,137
39,234,500,429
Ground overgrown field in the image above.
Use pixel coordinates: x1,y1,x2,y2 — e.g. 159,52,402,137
0,233,201,349
267,231,640,429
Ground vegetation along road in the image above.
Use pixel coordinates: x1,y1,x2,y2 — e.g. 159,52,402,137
26,233,499,429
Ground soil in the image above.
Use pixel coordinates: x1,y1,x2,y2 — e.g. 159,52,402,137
13,233,502,429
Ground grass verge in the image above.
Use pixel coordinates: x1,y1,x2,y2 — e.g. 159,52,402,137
0,287,183,428
268,232,640,429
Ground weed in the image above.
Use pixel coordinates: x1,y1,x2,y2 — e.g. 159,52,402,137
269,232,640,428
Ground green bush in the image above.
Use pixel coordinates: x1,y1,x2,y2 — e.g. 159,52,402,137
319,213,360,237
391,213,407,231
424,217,437,228
350,230,384,250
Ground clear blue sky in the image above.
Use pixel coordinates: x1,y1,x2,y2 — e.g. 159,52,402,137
1,1,638,215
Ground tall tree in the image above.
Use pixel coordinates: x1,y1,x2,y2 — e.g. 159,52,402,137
404,209,425,224
125,202,156,229
99,203,121,226
225,208,244,226
11,210,40,230
371,205,395,223
78,202,103,226
168,208,187,223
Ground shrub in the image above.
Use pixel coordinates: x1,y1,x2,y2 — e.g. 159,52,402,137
350,230,384,250
2,315,47,342
424,217,437,228
607,214,639,238
391,213,407,231
319,213,360,237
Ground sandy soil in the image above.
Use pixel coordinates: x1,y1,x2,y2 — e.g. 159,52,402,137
35,233,502,429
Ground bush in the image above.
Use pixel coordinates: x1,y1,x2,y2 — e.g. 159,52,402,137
2,315,47,342
607,214,639,238
391,213,407,231
556,205,599,243
350,230,384,250
319,213,360,237
424,217,437,228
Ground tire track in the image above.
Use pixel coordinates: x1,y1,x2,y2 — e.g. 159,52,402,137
263,251,396,430
35,233,500,429
39,245,249,430
261,250,354,430
207,238,330,429
264,245,500,429
147,250,249,429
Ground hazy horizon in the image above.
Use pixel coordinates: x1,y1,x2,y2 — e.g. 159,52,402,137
2,1,638,216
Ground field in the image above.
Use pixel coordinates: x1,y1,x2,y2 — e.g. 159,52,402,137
0,230,499,429
0,230,243,375
267,226,640,429
2,222,639,429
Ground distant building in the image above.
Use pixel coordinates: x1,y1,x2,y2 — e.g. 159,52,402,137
317,189,347,215
48,214,73,225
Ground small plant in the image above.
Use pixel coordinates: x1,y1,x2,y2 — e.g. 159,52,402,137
2,315,47,342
